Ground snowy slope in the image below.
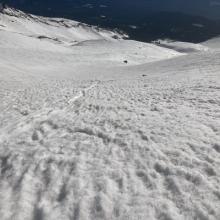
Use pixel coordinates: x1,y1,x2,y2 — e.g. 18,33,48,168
0,7,126,42
202,36,220,50
0,8,220,220
154,39,209,53
0,7,181,65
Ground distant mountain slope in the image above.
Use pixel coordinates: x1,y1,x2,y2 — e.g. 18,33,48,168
3,0,220,43
0,7,182,80
0,7,126,43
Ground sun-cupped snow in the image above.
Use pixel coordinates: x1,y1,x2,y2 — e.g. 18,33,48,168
0,7,220,220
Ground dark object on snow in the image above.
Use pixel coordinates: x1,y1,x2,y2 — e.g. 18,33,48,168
142,74,146,77
124,60,128,64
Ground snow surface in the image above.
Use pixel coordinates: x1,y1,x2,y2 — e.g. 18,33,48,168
153,39,209,53
0,8,220,220
202,36,220,50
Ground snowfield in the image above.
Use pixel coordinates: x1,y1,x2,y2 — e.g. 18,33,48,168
0,7,220,220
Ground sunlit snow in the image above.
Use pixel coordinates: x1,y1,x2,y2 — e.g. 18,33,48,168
0,7,220,220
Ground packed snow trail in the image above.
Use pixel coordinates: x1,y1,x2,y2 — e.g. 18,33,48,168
1,7,220,220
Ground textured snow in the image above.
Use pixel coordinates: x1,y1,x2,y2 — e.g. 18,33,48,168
0,8,220,220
